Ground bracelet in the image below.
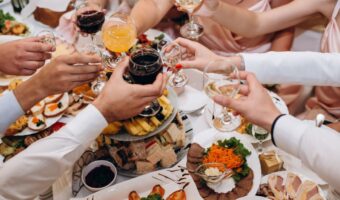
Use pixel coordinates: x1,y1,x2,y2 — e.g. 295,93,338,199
271,114,286,146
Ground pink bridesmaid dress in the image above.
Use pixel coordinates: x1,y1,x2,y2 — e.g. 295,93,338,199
305,0,340,119
196,0,274,55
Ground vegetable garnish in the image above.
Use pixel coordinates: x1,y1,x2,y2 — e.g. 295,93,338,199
0,10,15,29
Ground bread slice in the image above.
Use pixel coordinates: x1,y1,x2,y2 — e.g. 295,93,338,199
28,114,46,131
30,100,46,115
43,94,68,117
44,93,63,104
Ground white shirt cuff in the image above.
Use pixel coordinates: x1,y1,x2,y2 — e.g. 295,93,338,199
273,115,308,156
60,104,108,146
0,91,25,134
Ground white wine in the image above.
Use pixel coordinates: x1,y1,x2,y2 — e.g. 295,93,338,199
204,81,239,98
253,126,269,141
175,0,203,12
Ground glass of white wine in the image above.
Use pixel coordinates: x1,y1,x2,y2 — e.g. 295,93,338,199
174,0,204,40
203,59,241,132
252,125,269,153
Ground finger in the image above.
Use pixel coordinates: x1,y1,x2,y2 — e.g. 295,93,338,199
174,38,196,53
20,68,37,76
213,95,243,111
23,52,51,61
70,73,98,82
59,53,101,65
111,57,129,78
238,85,249,96
71,79,95,89
178,60,200,69
24,41,54,52
68,64,101,74
23,37,41,43
24,61,46,70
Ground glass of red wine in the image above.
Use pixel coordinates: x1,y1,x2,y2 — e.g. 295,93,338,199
129,48,163,117
75,0,105,50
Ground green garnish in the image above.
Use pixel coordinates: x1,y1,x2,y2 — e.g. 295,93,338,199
57,102,63,109
154,33,165,41
0,10,15,29
141,194,163,200
245,123,253,135
36,120,45,127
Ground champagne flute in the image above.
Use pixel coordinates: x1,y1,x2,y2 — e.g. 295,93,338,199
75,0,105,49
203,59,241,132
160,42,188,87
175,0,204,40
129,48,163,117
252,125,269,153
37,30,56,48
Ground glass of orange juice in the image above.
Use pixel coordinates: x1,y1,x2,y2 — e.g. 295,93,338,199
91,12,137,94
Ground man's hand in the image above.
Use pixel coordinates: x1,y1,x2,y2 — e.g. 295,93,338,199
93,58,167,122
14,53,101,111
213,71,281,131
0,37,55,76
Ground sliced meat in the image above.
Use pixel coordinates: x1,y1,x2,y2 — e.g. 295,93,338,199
285,172,302,199
188,143,205,159
236,170,254,190
187,156,203,163
233,186,248,198
198,187,212,198
204,193,219,200
268,175,285,200
186,161,199,171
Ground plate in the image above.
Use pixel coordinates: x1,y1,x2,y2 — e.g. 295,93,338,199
144,29,172,42
238,196,269,200
14,93,69,136
204,91,289,143
117,111,193,177
261,171,327,199
71,162,202,200
110,88,178,142
177,85,209,114
188,128,262,197
0,0,10,7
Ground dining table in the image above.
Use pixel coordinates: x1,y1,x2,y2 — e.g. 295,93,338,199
0,2,332,200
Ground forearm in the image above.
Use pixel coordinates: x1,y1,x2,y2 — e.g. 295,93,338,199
0,105,107,199
89,0,108,8
270,27,295,51
273,115,340,192
241,52,340,86
130,0,172,34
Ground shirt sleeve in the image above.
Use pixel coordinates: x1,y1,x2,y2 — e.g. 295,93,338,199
0,104,108,200
0,91,25,136
241,51,340,86
273,115,340,192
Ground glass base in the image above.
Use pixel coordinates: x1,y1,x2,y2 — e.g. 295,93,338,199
168,72,188,87
180,22,204,40
139,100,161,117
213,113,241,132
91,80,106,95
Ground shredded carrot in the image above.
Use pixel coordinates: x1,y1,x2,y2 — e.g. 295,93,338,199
48,103,58,111
203,144,244,171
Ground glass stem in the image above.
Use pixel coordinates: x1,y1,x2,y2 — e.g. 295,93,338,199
188,11,194,26
258,141,263,153
222,107,231,123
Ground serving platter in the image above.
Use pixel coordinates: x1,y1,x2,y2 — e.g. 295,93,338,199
204,91,289,143
110,88,178,142
261,171,327,199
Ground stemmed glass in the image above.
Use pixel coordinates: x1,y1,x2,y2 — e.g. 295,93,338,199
252,125,269,153
75,0,105,51
174,0,204,40
129,48,163,117
160,42,188,87
203,59,241,132
37,30,56,48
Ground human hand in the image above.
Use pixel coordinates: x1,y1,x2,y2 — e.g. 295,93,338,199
213,71,281,131
93,57,167,122
195,0,220,17
0,37,55,76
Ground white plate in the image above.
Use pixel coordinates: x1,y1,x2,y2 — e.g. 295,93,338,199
189,128,262,198
177,85,208,113
204,91,289,143
0,0,11,7
238,196,269,200
144,29,172,42
14,93,69,136
71,164,202,200
261,171,327,199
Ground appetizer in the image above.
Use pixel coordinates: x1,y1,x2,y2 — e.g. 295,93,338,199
43,93,68,117
28,114,46,131
187,138,253,200
30,100,45,115
44,93,63,104
0,10,28,35
128,185,186,200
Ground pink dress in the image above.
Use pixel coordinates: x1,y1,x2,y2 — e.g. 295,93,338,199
305,0,340,119
197,0,273,54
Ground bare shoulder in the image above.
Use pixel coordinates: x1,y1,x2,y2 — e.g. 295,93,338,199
309,0,336,17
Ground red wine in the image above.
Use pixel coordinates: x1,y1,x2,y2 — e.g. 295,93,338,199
76,10,105,34
129,51,162,85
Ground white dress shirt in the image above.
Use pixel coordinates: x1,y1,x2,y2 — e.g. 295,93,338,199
242,51,340,86
0,104,107,200
0,91,25,136
274,115,340,192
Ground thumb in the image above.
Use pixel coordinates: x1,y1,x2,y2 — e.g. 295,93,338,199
213,95,241,111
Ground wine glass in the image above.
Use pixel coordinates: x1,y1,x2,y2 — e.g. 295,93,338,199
203,59,241,132
75,0,105,48
252,125,269,153
160,42,188,87
129,48,163,117
175,0,204,40
37,30,56,48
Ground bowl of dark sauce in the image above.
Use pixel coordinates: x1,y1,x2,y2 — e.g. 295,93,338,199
81,160,117,192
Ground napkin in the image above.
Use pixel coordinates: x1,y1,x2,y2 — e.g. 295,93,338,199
259,150,284,175
21,0,71,18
